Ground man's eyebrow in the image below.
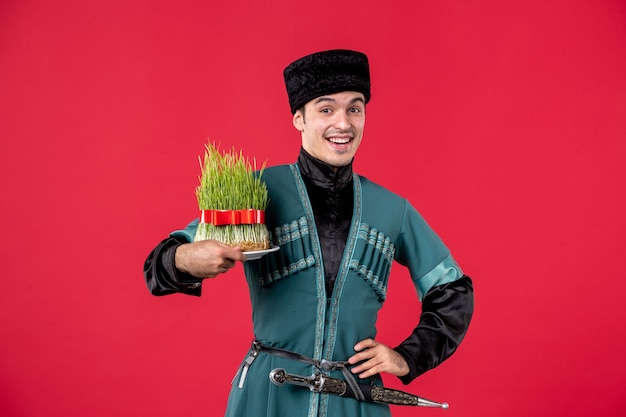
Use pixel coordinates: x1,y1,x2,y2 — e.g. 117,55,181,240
313,96,365,105
313,96,336,104
349,97,365,105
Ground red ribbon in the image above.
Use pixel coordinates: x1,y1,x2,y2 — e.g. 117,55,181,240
199,209,265,225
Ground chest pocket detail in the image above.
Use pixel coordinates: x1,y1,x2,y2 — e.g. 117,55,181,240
349,223,395,302
245,216,316,287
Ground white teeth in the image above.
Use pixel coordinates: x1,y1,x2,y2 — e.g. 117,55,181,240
328,138,350,144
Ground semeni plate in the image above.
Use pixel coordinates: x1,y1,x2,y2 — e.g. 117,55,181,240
244,245,280,261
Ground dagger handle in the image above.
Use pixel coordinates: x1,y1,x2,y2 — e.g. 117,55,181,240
269,368,320,391
269,368,348,395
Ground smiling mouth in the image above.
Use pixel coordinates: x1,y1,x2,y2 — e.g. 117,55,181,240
327,137,351,144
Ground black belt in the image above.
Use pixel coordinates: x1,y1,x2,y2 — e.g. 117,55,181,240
235,340,449,408
235,340,366,401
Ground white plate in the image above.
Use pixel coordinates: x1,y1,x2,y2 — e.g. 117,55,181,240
244,245,280,260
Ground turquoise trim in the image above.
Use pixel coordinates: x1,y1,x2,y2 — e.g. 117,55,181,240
348,260,388,302
348,221,395,302
257,216,315,284
270,217,309,246
290,163,325,417
357,223,395,263
325,174,361,363
259,255,316,285
416,254,463,300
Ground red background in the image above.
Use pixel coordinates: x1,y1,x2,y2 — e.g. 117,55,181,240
1,1,625,416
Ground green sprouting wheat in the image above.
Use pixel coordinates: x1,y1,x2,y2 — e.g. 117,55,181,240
194,141,269,250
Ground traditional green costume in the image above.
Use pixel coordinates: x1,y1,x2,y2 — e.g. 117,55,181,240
170,163,464,417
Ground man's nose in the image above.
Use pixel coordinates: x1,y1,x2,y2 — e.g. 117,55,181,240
334,111,351,130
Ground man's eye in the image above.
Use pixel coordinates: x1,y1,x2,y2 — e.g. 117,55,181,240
349,107,361,113
321,108,332,113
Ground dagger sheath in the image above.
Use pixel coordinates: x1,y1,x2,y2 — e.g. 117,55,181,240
269,368,448,408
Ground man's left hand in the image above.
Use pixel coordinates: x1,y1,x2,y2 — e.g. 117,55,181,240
347,338,409,379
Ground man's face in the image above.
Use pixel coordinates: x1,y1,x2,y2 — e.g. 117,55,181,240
293,91,365,168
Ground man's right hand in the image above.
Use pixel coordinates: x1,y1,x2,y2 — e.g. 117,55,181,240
174,240,247,279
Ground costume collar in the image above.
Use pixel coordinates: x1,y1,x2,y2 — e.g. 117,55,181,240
297,148,353,192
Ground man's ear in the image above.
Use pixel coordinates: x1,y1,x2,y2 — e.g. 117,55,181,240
293,109,305,132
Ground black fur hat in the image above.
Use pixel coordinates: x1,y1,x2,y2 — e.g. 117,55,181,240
283,49,371,114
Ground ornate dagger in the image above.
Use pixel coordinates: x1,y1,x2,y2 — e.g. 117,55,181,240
269,368,449,408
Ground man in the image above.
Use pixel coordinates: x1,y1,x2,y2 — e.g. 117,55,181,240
144,49,474,417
